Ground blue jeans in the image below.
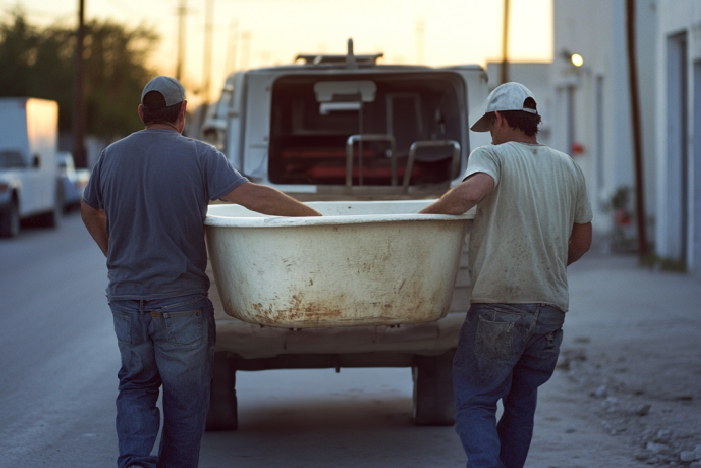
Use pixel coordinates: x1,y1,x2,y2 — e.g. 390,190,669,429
453,303,565,468
109,294,215,468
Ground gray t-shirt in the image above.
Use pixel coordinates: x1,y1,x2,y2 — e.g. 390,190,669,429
83,129,248,300
464,142,592,312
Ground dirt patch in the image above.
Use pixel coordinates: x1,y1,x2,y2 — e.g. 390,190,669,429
525,255,701,468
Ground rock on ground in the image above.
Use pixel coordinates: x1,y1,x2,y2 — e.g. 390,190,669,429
522,255,701,468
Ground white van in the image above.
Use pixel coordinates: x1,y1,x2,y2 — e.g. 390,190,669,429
0,98,62,237
201,41,490,430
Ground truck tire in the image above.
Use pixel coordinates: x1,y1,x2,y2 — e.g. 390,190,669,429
0,200,20,238
412,349,456,426
205,352,238,431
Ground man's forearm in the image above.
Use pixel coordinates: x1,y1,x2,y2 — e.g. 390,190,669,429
419,173,494,215
419,187,477,215
222,183,322,217
81,202,108,257
567,222,592,265
249,187,321,216
567,245,588,265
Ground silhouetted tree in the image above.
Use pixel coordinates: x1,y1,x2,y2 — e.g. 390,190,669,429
0,11,159,139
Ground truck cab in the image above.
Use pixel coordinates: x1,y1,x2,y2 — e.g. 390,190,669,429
0,98,62,238
201,41,490,430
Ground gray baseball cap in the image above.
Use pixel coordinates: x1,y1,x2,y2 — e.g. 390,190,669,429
141,76,186,107
470,82,538,132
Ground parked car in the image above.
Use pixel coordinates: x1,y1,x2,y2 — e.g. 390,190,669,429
201,40,491,430
0,98,62,238
56,151,90,212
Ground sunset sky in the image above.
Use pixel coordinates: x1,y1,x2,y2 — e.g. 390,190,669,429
5,0,553,102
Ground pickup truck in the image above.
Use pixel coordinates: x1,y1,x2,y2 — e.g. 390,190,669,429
201,40,490,430
0,98,62,238
56,151,90,212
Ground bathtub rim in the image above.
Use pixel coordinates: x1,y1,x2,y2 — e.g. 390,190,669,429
205,201,475,228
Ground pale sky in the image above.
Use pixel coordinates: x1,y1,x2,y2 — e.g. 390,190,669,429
4,0,552,102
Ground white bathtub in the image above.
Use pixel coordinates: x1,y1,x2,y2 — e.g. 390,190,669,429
205,200,473,328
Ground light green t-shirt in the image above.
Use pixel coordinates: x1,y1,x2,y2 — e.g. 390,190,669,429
465,142,593,312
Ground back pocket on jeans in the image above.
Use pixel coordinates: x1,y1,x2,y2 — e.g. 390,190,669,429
112,312,132,344
474,315,515,361
163,309,203,346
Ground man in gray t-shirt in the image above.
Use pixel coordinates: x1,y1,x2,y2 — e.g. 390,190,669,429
421,82,592,468
82,76,320,468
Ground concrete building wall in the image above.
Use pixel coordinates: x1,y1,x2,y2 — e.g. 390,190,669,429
483,1,658,253
655,0,701,273
550,0,657,250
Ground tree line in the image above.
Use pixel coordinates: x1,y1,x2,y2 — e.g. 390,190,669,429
0,10,159,139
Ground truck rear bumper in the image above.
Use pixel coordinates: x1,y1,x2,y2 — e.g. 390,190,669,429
213,311,467,359
208,350,458,371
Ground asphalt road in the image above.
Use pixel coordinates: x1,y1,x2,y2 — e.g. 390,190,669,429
3,213,699,468
0,214,467,468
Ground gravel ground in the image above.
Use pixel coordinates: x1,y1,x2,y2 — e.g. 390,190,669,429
523,254,701,468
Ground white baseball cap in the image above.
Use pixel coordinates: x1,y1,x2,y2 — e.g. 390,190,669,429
141,76,186,107
470,82,539,132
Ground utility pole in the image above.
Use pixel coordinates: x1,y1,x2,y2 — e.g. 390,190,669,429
202,0,213,102
72,0,86,168
240,31,251,70
225,19,239,75
416,19,425,64
176,0,188,81
626,0,648,256
501,0,510,85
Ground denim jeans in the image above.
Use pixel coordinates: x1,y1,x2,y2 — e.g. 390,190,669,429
453,303,565,468
109,294,215,468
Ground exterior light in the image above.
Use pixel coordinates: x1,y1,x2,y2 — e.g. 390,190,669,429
571,53,584,67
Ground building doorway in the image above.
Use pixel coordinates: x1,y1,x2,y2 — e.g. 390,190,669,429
666,32,688,264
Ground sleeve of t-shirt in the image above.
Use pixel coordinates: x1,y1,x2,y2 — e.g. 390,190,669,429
203,148,249,201
573,161,593,224
82,149,105,210
463,146,500,187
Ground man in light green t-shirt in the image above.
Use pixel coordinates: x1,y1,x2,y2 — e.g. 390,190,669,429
421,82,592,468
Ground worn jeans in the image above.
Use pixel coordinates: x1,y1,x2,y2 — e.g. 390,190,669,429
109,294,215,468
453,303,565,468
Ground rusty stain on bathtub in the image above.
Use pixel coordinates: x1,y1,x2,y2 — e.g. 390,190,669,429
246,292,346,326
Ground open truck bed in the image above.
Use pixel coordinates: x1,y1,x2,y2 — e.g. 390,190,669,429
202,40,489,430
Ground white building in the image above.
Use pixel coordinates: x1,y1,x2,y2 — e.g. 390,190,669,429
550,0,658,250
654,0,701,273
486,1,658,251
